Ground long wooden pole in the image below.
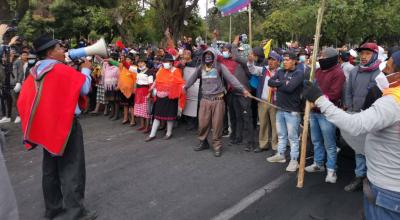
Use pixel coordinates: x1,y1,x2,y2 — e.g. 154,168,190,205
205,0,208,44
229,15,232,43
248,2,252,47
297,0,326,188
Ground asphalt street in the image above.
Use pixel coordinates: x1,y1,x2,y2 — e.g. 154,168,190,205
2,114,362,220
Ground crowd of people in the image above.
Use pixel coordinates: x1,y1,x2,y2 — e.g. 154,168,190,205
1,22,399,220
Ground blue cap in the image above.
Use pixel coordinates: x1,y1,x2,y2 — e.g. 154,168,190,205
268,50,283,62
392,51,400,68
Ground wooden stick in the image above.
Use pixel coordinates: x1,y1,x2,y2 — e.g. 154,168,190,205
248,2,252,47
297,0,326,188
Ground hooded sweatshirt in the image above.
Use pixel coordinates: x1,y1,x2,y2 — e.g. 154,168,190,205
314,64,346,109
184,48,244,97
217,44,251,95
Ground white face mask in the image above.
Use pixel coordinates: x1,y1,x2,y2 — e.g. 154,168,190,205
222,51,230,59
28,59,36,65
163,62,171,69
375,72,389,92
138,66,146,71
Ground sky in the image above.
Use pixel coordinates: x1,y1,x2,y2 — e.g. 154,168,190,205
198,0,214,18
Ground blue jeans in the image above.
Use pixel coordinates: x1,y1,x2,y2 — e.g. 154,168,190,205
310,113,337,170
276,110,301,160
364,181,400,220
356,154,367,177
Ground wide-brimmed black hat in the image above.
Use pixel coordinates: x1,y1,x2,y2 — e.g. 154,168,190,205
162,53,174,62
33,35,60,53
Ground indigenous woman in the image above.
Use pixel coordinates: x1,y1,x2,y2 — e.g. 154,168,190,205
134,54,154,132
109,53,137,126
103,52,120,120
145,53,185,141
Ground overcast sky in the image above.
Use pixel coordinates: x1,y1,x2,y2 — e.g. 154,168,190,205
198,0,214,18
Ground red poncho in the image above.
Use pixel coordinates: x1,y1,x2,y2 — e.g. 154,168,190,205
17,63,85,156
155,68,186,109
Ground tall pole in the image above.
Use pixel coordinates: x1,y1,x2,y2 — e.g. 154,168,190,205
229,15,232,43
248,2,252,47
205,0,208,44
297,0,326,189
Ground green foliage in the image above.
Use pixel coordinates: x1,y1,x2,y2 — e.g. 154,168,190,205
260,0,400,47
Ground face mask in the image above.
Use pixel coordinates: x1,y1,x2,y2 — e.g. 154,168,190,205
222,51,230,59
163,62,171,69
299,55,306,63
138,66,146,71
28,59,36,65
375,72,389,91
318,56,338,70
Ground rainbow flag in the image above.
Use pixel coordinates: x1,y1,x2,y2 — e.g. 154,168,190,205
216,0,251,16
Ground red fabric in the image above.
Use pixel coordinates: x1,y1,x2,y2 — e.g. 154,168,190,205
155,68,185,100
17,64,85,156
315,64,346,106
218,57,239,91
135,87,149,104
116,40,125,50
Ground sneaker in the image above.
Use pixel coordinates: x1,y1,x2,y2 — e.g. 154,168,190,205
305,163,325,173
267,153,286,163
14,116,21,123
0,117,11,123
286,160,299,172
325,169,337,183
344,176,364,192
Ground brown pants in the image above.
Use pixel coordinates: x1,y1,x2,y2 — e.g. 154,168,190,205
258,102,278,150
198,98,225,150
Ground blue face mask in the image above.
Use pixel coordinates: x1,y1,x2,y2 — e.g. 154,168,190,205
222,51,230,59
299,55,306,63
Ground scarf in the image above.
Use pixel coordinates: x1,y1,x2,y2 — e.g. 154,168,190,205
103,62,119,91
319,56,338,70
155,67,185,99
117,66,137,98
383,87,400,104
359,53,381,73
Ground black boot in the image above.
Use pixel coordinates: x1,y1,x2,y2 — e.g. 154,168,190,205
344,176,365,192
108,103,115,119
194,140,210,151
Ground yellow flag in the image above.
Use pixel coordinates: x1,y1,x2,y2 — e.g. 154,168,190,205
263,39,272,58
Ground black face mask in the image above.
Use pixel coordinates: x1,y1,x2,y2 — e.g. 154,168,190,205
318,56,338,70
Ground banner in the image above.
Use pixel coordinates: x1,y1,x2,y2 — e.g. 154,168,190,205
216,0,251,16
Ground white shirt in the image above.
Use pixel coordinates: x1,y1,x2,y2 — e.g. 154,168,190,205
136,69,153,86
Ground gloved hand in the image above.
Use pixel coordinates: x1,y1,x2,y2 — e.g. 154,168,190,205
14,83,21,93
302,81,323,102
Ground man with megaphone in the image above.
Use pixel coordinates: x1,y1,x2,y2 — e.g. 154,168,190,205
17,35,97,220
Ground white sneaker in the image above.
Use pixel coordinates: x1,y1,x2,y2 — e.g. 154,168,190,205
14,116,21,123
305,163,326,173
325,169,337,183
286,160,299,172
0,117,11,123
267,153,286,163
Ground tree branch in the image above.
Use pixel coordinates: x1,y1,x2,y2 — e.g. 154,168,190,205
143,0,158,9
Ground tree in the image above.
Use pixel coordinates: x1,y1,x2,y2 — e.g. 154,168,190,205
144,0,200,41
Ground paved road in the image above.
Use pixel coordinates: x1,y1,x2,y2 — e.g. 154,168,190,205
2,115,362,220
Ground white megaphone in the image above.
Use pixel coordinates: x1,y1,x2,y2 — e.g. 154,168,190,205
67,38,108,61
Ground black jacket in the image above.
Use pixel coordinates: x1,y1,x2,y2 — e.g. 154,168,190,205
268,65,304,112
